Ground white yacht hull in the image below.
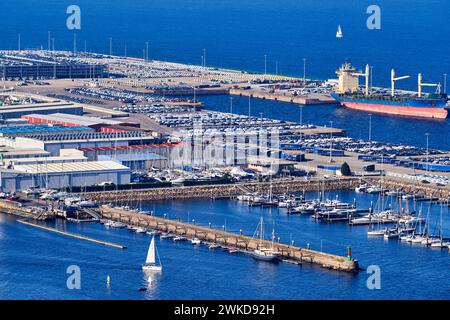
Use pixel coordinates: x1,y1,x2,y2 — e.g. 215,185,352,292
251,252,277,262
142,265,162,272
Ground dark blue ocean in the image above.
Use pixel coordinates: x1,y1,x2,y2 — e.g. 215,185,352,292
1,1,450,299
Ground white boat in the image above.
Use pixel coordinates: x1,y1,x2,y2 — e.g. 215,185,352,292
355,185,367,193
400,234,413,242
384,228,400,239
430,240,449,248
110,221,126,228
191,238,201,245
421,237,437,246
142,236,162,272
147,230,161,236
366,186,382,194
135,227,147,233
368,229,385,236
410,236,425,243
208,244,220,250
160,233,174,239
336,24,343,38
173,236,187,242
251,217,277,262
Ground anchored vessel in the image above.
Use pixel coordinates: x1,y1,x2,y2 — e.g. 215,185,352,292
331,60,448,119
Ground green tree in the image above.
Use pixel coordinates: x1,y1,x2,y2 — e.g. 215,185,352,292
341,162,351,176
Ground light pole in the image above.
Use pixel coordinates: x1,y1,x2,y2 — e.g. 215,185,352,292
203,48,206,67
299,105,303,141
370,66,373,93
329,121,334,163
426,133,430,172
444,73,447,94
264,54,267,75
302,58,306,85
230,96,233,114
368,114,372,141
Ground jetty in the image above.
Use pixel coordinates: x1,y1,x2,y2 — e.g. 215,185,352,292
99,205,359,272
18,219,127,249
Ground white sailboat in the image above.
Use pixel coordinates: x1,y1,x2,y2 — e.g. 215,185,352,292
142,236,162,272
251,216,277,262
336,24,343,38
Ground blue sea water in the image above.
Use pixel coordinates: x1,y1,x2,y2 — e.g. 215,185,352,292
1,1,450,299
1,192,450,300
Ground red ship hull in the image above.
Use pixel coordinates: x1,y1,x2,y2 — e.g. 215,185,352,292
341,102,448,119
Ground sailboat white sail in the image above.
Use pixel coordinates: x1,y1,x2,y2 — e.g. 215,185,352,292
336,24,343,38
142,236,162,272
251,216,277,262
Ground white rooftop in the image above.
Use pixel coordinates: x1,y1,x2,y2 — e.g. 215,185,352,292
13,160,129,174
24,113,123,126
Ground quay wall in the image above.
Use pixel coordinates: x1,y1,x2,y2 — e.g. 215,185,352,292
229,88,336,105
0,200,52,220
100,205,359,272
369,177,450,200
87,178,359,203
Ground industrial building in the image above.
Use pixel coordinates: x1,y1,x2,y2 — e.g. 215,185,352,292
0,160,130,193
22,113,140,130
2,149,87,166
79,143,180,169
0,93,84,120
0,129,159,156
0,124,94,137
0,146,50,159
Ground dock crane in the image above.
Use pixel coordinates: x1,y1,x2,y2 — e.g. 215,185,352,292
391,68,411,97
418,73,441,98
352,64,370,96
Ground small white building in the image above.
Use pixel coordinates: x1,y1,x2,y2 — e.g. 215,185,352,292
0,160,130,193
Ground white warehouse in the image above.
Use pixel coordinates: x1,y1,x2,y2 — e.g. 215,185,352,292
0,160,130,193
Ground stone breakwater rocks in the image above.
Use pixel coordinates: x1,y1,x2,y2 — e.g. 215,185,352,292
87,178,359,203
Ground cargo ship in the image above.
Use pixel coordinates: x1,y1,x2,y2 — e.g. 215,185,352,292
331,61,448,119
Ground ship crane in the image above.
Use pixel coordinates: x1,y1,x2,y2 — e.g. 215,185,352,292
391,68,411,97
418,73,441,97
351,64,370,96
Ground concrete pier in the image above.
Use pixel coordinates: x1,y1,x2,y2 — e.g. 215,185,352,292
100,205,359,272
230,88,336,105
18,219,127,249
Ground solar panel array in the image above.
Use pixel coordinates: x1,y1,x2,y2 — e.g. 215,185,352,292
0,124,93,135
30,131,149,141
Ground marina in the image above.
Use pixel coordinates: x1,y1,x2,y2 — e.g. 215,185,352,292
2,0,450,301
